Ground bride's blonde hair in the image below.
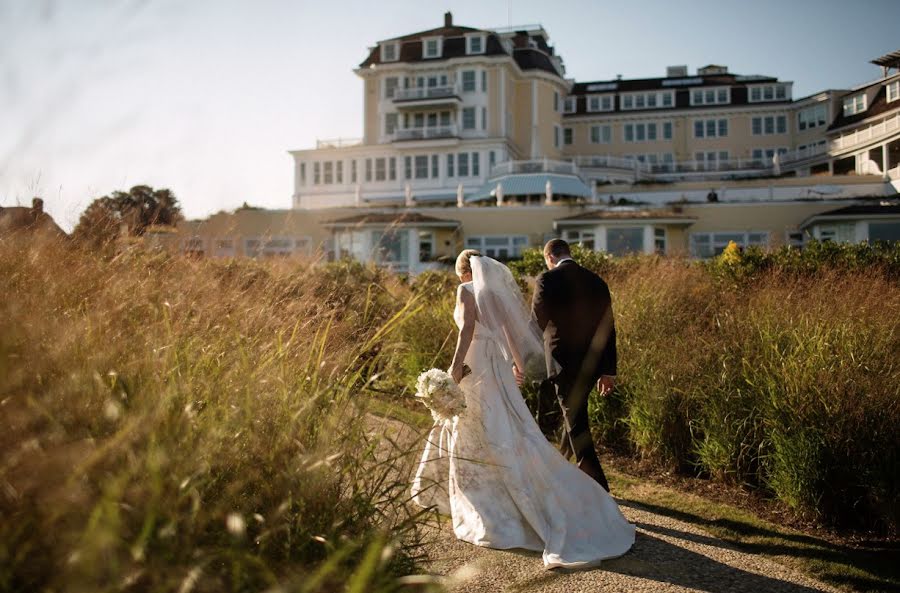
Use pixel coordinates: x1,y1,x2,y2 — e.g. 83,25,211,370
455,249,481,277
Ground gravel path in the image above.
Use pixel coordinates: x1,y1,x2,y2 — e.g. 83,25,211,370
368,413,840,593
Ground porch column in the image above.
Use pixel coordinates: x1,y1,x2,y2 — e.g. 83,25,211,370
643,226,655,255
408,228,420,274
883,144,890,180
593,225,607,253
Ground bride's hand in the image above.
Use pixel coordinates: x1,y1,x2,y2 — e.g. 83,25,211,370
512,364,524,386
450,364,464,384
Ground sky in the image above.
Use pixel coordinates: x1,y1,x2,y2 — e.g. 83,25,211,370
1,0,898,231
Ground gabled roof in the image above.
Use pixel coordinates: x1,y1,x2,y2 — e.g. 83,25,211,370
828,81,900,131
323,211,460,228
799,202,900,228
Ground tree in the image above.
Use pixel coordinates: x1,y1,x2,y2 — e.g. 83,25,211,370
74,185,183,247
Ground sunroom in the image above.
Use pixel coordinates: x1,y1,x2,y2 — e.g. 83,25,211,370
554,209,696,256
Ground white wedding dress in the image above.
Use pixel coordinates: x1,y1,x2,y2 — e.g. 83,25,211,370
412,271,635,568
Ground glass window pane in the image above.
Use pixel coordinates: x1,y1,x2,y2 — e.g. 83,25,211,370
606,227,644,256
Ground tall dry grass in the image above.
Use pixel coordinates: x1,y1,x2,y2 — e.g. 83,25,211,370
0,244,432,592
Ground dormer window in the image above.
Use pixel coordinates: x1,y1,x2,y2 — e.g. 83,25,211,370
842,93,867,116
422,36,442,59
466,34,486,55
381,42,399,62
887,80,899,103
563,97,577,113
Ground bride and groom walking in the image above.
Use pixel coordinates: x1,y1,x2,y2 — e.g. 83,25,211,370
412,239,635,569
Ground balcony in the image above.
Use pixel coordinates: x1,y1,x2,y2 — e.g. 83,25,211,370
489,159,580,177
391,125,458,142
392,85,461,109
831,111,900,154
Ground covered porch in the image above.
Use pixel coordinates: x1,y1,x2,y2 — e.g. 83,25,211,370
323,211,460,274
554,209,696,256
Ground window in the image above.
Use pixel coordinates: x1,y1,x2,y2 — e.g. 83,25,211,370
798,103,827,130
621,91,674,110
465,235,529,259
751,115,787,135
389,157,396,181
385,113,398,135
489,150,496,170
471,152,480,176
423,36,441,58
384,77,399,99
562,229,594,251
458,152,469,176
431,154,439,178
351,160,357,183
563,127,573,145
313,162,320,185
299,162,306,185
323,161,333,184
447,153,455,177
654,228,666,254
466,34,485,55
587,94,613,112
418,231,435,262
691,86,730,105
818,223,855,243
690,231,769,258
554,91,560,113
693,151,729,169
375,157,386,181
335,161,343,184
625,122,658,142
213,238,234,258
887,80,899,103
590,124,612,144
563,97,577,113
461,70,476,92
481,70,487,92
380,42,398,62
751,147,788,161
244,238,261,258
462,107,476,130
842,93,866,116
481,107,487,130
693,118,728,138
414,155,428,179
663,121,673,140
749,83,790,102
404,156,411,179
366,158,373,182
869,221,900,242
606,227,644,256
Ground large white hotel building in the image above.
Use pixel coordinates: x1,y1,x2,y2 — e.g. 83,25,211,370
167,13,900,272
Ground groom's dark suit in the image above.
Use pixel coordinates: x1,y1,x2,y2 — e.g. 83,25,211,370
532,258,616,491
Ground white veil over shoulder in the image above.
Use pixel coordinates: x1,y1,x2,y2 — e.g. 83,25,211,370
470,256,559,380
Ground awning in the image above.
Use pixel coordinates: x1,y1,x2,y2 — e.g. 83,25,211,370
471,173,592,202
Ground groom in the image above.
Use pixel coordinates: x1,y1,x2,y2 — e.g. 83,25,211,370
528,239,616,491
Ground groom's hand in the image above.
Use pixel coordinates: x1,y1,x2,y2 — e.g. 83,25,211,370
512,364,524,386
597,375,615,397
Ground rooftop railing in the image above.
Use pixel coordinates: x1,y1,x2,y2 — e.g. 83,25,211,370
393,85,460,102
315,137,363,149
392,125,458,141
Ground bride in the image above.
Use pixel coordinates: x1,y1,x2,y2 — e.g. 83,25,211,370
412,249,635,568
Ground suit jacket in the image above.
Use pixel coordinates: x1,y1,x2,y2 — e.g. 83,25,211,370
531,259,617,381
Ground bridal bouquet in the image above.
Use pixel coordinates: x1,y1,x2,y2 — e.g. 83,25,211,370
414,368,467,422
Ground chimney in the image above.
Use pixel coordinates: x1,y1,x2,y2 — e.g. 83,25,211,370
444,11,452,27
32,197,43,215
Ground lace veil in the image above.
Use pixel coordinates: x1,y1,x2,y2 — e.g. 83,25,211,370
470,256,560,380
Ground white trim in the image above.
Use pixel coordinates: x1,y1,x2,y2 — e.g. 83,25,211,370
421,36,443,59
620,90,675,111
465,33,486,55
887,80,899,103
586,94,615,113
690,86,731,106
380,41,399,62
747,82,792,103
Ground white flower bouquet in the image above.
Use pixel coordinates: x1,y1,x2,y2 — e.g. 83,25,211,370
414,368,467,422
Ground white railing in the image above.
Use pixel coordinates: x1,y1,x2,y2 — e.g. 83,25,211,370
570,155,776,174
393,85,460,101
315,137,363,149
391,125,458,141
489,159,579,177
832,111,900,152
778,143,829,165
571,155,648,171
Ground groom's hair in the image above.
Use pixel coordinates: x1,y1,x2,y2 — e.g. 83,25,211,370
543,238,571,259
